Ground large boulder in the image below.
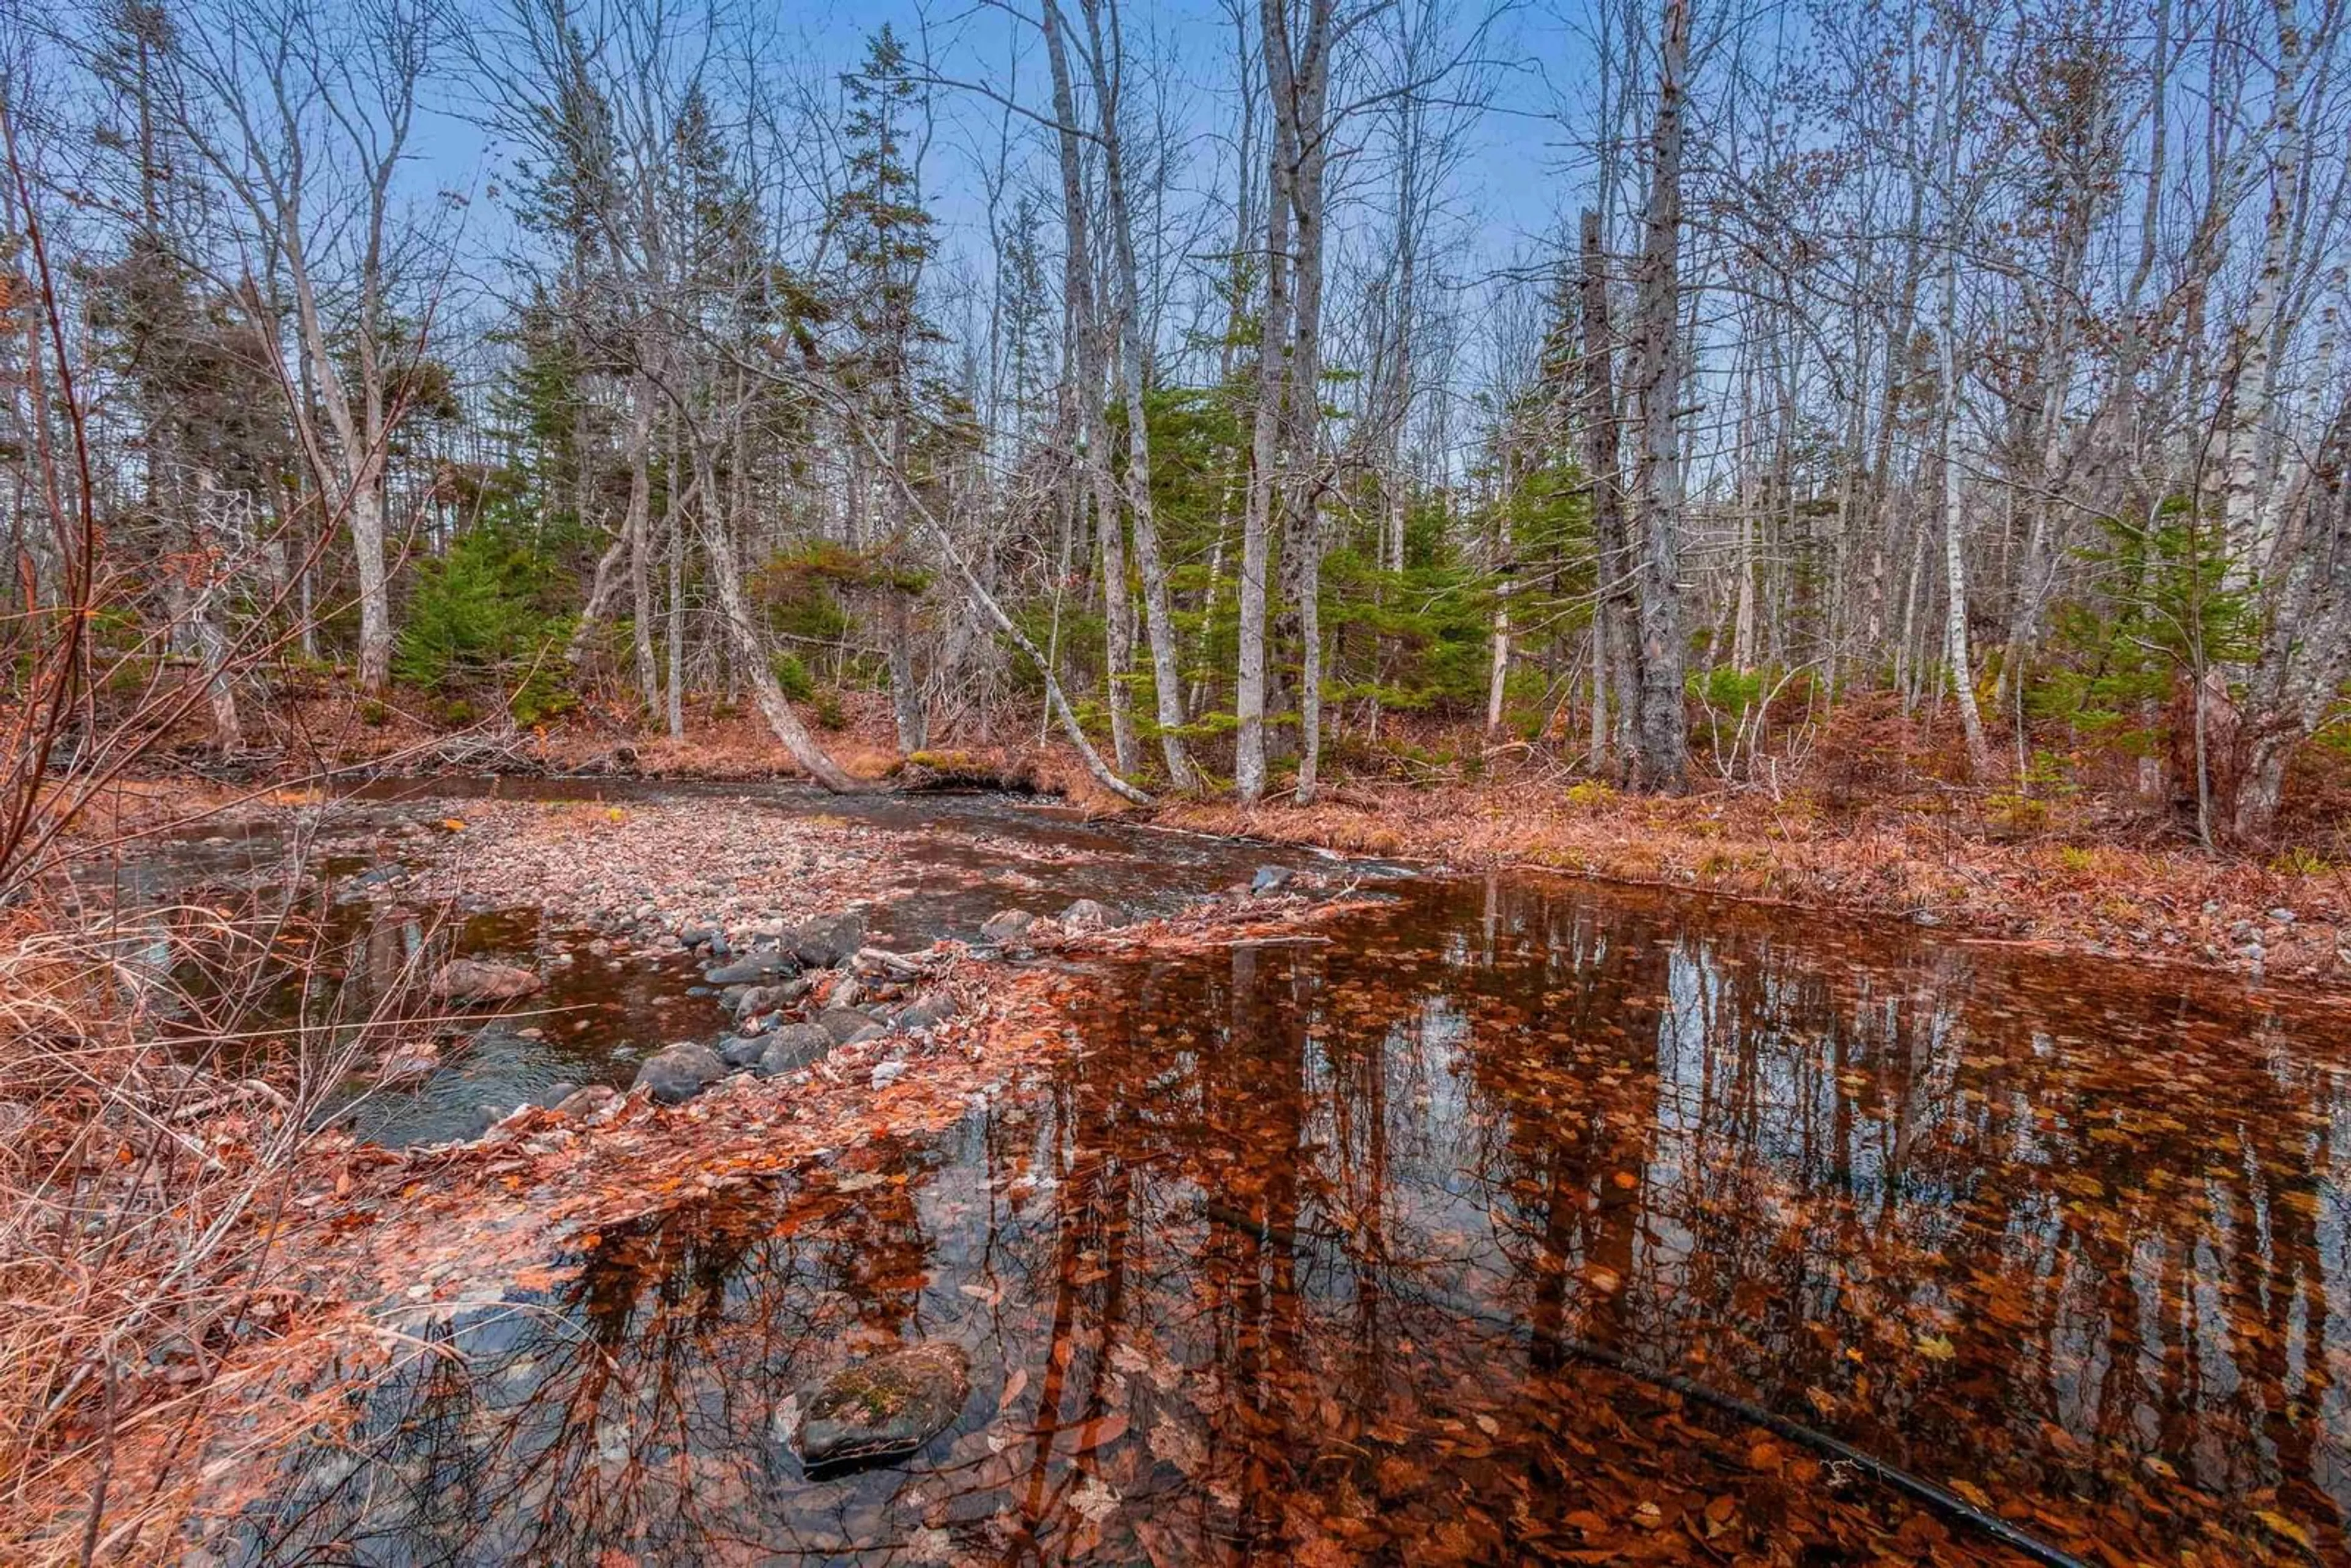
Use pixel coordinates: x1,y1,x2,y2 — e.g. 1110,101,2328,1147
427,959,541,1003
757,1022,835,1077
791,1342,972,1471
630,1041,726,1105
794,912,868,969
819,1007,886,1046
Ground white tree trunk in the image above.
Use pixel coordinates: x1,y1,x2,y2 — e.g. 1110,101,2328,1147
1937,255,1993,779
1628,0,1693,793
2225,0,2306,587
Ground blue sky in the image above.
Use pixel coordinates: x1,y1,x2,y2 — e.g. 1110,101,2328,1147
404,0,1595,356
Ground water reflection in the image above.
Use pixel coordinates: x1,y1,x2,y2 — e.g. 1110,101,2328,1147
225,874,2349,1565
105,846,714,1146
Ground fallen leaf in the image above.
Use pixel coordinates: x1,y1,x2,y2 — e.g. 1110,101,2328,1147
1149,1417,1206,1476
1071,1412,1130,1451
2254,1510,2315,1551
1070,1474,1120,1525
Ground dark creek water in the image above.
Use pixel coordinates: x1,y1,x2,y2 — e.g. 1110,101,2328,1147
219,868,2350,1566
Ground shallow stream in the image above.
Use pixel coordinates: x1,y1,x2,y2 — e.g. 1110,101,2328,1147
136,781,2349,1565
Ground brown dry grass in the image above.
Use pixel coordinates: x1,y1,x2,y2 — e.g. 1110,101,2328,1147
0,876,415,1564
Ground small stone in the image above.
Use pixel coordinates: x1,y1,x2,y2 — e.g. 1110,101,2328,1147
708,948,799,986
894,992,959,1031
631,1041,726,1105
757,1022,836,1077
795,911,868,969
2270,907,2296,923
1059,898,1121,931
1250,865,1294,895
871,1060,908,1089
427,959,542,1003
377,1043,440,1086
819,1007,886,1046
719,1036,768,1069
978,909,1035,945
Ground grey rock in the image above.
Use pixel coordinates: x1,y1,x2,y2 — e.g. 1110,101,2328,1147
795,911,868,969
427,959,542,1003
1250,865,1294,895
377,1044,440,1086
819,1007,886,1046
719,1035,768,1069
631,1041,726,1105
792,1342,971,1471
1059,898,1121,930
978,909,1036,945
708,947,798,986
894,992,959,1031
757,1022,835,1077
871,1059,907,1089
552,1086,620,1123
449,1103,503,1142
